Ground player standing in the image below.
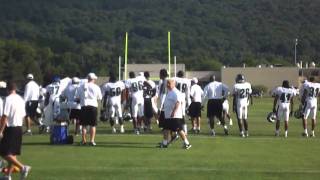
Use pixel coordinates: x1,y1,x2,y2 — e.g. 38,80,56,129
189,77,203,133
125,72,145,134
272,80,296,137
232,74,252,137
174,71,191,134
143,71,157,132
300,77,320,137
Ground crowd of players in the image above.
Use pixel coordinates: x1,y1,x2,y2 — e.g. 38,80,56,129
1,69,319,149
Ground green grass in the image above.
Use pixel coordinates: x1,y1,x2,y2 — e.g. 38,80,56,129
9,98,320,179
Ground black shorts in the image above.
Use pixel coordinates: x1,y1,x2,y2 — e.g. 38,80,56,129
69,109,81,120
165,118,183,132
144,98,153,119
207,99,223,119
189,102,202,118
80,106,98,126
0,126,22,156
25,100,38,118
158,111,165,128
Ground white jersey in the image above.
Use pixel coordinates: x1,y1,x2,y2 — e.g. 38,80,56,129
273,87,296,104
24,80,40,101
203,81,229,102
190,84,203,103
0,97,3,116
3,93,26,127
233,82,252,106
63,83,81,110
101,81,125,105
302,82,320,103
163,88,183,119
125,76,145,103
174,77,191,104
143,80,156,99
76,81,102,107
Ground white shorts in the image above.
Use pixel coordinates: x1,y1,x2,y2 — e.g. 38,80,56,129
276,103,290,122
109,101,122,119
131,97,144,118
236,103,248,120
223,100,229,113
303,100,317,120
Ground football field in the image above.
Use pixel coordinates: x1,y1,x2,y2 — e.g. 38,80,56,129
14,97,320,179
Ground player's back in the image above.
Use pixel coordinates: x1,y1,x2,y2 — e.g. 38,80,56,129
274,87,296,104
126,77,144,99
233,82,252,104
304,82,320,101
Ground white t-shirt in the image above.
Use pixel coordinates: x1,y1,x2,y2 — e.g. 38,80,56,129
233,82,252,105
273,87,296,104
101,81,125,105
163,88,183,119
77,81,102,107
63,83,81,109
24,80,40,101
190,84,203,103
3,93,26,127
203,81,229,100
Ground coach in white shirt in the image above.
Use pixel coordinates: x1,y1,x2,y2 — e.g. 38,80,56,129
202,76,229,136
0,82,31,179
159,79,191,149
23,73,40,135
76,73,102,146
189,77,203,133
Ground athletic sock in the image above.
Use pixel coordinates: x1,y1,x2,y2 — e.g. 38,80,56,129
162,140,168,145
304,129,308,134
183,124,187,134
285,130,288,137
184,139,190,145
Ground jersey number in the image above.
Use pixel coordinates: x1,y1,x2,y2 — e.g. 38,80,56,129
280,93,291,103
239,88,250,98
132,81,143,92
110,87,121,97
309,87,320,97
177,83,187,93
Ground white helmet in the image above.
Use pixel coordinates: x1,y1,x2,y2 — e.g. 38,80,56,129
267,112,276,123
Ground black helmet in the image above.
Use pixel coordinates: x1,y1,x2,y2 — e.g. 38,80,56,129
235,74,245,83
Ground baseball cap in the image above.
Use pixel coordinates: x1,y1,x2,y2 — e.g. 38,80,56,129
0,81,6,88
88,72,98,80
27,73,34,80
192,77,198,84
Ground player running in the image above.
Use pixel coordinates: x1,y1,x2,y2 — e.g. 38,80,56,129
300,77,320,137
232,74,252,137
272,80,296,137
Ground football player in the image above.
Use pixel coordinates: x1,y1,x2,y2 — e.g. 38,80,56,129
272,80,296,137
143,71,157,132
101,73,126,133
232,74,252,137
202,75,229,136
174,71,191,134
300,77,320,137
125,72,145,134
156,69,168,129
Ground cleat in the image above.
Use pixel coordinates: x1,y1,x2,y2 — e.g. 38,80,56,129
183,143,192,150
275,132,279,137
302,132,309,137
23,131,32,136
112,127,117,134
224,128,229,136
135,129,140,135
210,131,216,136
240,132,245,138
310,132,315,137
89,142,96,146
120,126,125,133
79,141,87,146
216,121,221,125
157,143,168,148
20,165,31,180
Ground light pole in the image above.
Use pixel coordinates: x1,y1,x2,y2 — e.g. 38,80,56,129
295,38,298,65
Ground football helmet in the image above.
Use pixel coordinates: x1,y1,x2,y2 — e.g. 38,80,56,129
235,74,245,83
267,112,276,123
123,112,132,121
